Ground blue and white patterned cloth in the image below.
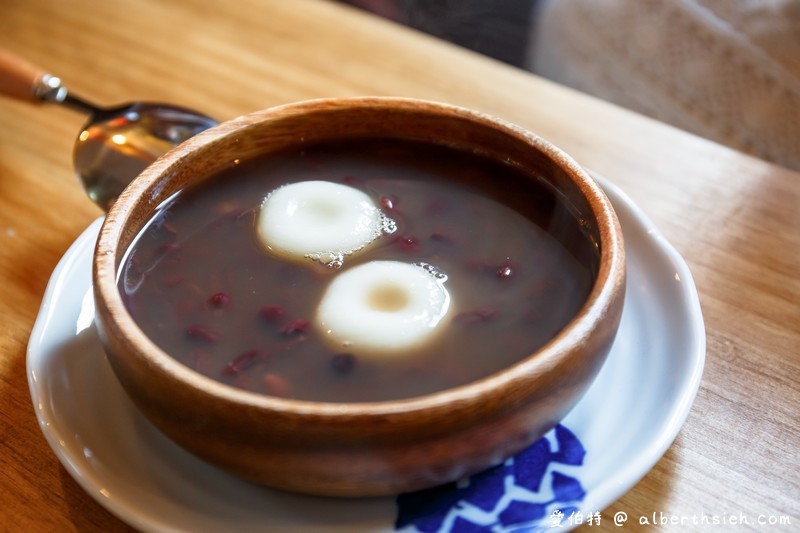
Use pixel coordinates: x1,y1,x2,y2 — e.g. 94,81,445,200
395,424,586,532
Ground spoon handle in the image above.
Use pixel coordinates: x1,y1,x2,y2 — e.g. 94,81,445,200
0,47,59,102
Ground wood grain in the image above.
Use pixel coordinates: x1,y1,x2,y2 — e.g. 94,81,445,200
0,0,797,530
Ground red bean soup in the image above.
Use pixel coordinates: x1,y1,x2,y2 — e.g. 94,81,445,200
119,138,599,402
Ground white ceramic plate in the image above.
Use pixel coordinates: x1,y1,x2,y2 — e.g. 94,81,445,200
27,178,705,532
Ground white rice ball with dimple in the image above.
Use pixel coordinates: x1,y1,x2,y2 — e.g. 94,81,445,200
257,180,384,265
316,260,452,356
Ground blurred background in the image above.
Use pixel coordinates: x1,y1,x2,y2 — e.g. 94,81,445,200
341,0,800,171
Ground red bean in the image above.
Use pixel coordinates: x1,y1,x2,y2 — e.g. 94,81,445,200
162,274,184,288
330,353,357,375
281,319,310,335
260,305,286,321
235,208,256,226
157,242,180,255
380,195,396,210
263,373,291,397
454,305,498,325
496,259,519,281
429,231,454,243
222,350,261,375
208,292,231,308
424,199,449,215
186,324,220,343
162,221,178,236
393,234,419,252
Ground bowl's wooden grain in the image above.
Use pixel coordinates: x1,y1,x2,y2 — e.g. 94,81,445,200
93,97,625,497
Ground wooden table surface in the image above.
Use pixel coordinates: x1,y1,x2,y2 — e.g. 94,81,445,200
1,0,797,531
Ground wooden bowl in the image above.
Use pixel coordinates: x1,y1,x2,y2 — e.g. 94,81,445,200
93,97,626,497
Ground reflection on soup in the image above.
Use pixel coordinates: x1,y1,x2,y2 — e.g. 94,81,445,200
119,138,598,402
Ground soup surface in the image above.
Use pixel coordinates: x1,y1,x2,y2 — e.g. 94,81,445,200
120,138,597,402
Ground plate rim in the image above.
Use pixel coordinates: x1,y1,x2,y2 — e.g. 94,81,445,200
576,177,705,516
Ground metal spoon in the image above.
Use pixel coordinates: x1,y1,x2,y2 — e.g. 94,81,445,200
0,48,218,210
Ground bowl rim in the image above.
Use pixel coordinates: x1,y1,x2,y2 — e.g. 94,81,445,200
93,96,625,419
